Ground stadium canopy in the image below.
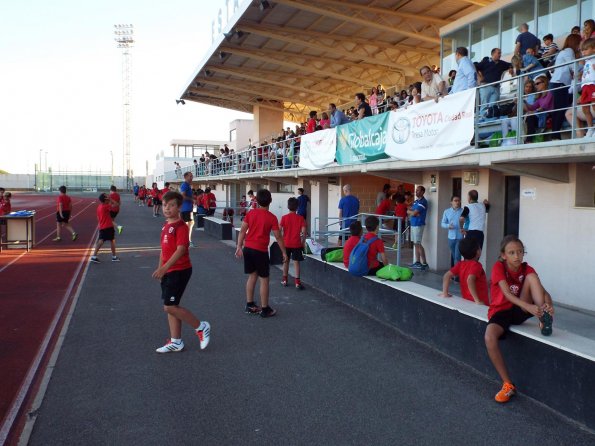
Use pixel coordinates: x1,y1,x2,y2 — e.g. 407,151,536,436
179,0,494,122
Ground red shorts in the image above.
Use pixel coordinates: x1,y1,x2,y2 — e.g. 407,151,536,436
579,84,595,105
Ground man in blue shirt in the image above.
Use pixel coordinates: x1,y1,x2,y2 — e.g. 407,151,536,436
329,103,350,127
408,185,429,270
450,47,477,95
296,187,310,222
338,184,360,246
515,23,540,57
180,171,195,247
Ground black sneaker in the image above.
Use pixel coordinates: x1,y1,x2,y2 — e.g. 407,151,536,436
420,263,429,270
245,303,261,314
90,256,100,263
260,306,277,318
295,283,305,290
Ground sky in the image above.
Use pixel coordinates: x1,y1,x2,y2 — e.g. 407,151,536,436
0,0,253,176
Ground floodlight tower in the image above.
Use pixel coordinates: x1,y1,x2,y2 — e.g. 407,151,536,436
114,24,134,190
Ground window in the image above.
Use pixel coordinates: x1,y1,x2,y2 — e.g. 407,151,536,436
277,183,293,193
538,0,577,41
581,0,595,23
471,13,500,62
442,26,470,77
575,163,595,207
501,3,536,56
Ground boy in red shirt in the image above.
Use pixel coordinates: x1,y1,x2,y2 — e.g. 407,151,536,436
239,195,247,221
235,189,288,318
109,185,123,234
90,193,119,263
152,191,210,353
392,194,408,249
361,216,388,275
342,221,362,269
280,197,307,289
53,185,78,242
152,182,161,217
0,191,11,216
439,237,488,305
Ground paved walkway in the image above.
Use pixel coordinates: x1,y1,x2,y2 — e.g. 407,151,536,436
26,196,595,445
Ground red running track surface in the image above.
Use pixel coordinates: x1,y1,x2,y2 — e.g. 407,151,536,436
0,193,99,444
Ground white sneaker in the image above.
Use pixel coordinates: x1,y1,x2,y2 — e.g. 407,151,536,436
196,321,210,350
155,339,184,353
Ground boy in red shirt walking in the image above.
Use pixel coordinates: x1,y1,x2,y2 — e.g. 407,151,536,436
53,185,78,242
280,197,307,289
235,189,288,318
109,185,123,234
90,193,119,263
152,191,210,353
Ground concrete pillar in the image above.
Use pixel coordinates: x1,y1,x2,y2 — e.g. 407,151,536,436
431,171,454,271
252,105,284,144
311,178,328,239
485,170,505,277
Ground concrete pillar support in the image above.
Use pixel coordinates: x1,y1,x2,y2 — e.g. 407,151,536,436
252,105,284,144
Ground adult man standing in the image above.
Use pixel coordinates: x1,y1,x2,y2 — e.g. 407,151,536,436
460,189,490,250
180,171,195,247
450,47,477,95
515,23,540,57
408,185,429,270
338,184,360,246
329,103,350,127
420,65,447,101
475,48,512,117
354,93,372,120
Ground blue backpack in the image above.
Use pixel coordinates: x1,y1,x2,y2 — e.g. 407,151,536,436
348,236,378,276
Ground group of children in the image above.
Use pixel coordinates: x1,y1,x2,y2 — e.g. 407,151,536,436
439,234,554,404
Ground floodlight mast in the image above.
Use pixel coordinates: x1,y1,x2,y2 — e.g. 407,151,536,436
114,24,134,190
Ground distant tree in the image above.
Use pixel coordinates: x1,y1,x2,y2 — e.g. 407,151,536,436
0,169,9,174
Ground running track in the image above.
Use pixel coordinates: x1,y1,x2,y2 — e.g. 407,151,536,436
0,193,98,444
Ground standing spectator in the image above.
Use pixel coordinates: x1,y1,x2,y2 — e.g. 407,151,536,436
450,47,477,94
447,70,457,90
369,86,379,115
540,34,559,67
375,183,391,206
296,187,310,224
460,189,490,250
514,23,540,56
376,85,386,112
319,112,330,129
329,103,350,127
354,93,372,120
53,186,78,242
180,171,195,247
441,195,464,267
475,48,512,117
549,33,582,139
577,38,595,137
420,65,447,102
247,189,257,211
109,186,123,234
306,111,317,133
338,184,360,246
408,186,429,270
583,19,595,40
193,159,198,176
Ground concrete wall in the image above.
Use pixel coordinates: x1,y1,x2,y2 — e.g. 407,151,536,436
0,174,36,190
252,105,283,145
230,119,254,152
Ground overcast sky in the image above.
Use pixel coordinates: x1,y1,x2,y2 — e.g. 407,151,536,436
0,0,253,176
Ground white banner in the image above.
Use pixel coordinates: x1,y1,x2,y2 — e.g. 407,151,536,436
384,88,476,161
298,128,336,170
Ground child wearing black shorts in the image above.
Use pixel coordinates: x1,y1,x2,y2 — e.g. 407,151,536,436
280,197,307,289
90,193,119,263
235,189,288,318
152,191,210,353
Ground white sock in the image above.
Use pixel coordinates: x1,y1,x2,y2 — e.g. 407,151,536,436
171,338,182,344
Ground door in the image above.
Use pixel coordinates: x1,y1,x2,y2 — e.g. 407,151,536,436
504,176,520,237
452,177,462,200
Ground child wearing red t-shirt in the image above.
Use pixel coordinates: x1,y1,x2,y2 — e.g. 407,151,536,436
53,185,78,242
235,189,288,318
342,221,362,269
280,197,307,290
152,191,210,353
0,192,11,216
109,185,123,234
485,235,554,404
90,193,119,263
392,194,408,249
439,237,488,305
361,215,387,275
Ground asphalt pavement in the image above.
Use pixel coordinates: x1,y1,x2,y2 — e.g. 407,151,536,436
27,195,595,445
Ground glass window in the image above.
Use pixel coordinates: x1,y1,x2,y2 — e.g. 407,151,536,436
502,2,536,56
471,13,500,62
442,26,469,77
538,0,578,41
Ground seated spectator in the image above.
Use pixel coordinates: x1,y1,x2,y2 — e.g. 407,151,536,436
398,89,408,107
450,47,477,94
571,25,581,35
501,79,537,144
354,92,372,120
523,76,553,142
389,100,399,111
520,47,542,79
420,65,447,102
306,111,317,133
583,19,595,40
376,85,386,112
447,70,457,89
361,216,388,276
515,23,540,56
540,34,559,67
410,82,422,105
319,112,330,129
342,221,362,269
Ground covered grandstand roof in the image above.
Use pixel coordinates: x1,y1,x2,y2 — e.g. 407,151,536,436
179,0,494,122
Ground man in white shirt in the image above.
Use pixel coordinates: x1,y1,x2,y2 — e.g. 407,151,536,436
420,65,447,101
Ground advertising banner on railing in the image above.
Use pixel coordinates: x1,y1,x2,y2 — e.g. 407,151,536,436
299,128,336,170
384,88,476,161
335,112,390,165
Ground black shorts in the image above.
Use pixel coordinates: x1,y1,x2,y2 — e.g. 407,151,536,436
109,210,119,219
56,211,71,223
181,211,192,222
99,227,115,241
488,306,533,333
153,198,161,206
243,247,270,277
286,247,304,261
161,268,192,306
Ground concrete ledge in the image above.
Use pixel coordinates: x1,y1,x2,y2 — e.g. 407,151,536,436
203,217,232,240
301,255,595,430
